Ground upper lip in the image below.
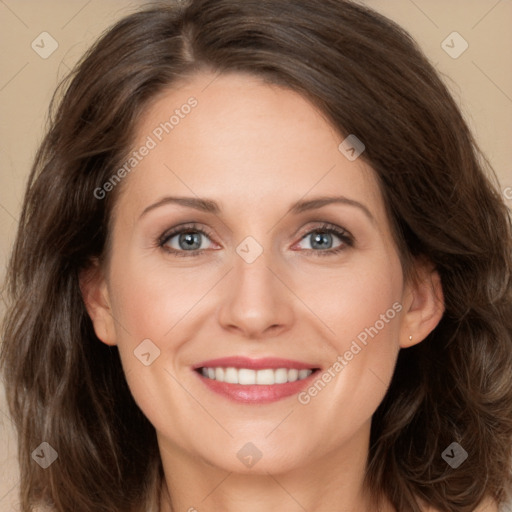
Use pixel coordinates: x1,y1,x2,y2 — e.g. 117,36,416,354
193,356,319,371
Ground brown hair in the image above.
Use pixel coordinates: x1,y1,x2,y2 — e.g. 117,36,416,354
2,1,511,511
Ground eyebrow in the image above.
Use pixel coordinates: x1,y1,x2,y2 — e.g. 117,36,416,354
139,195,374,222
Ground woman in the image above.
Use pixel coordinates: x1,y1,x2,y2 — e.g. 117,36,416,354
1,0,511,511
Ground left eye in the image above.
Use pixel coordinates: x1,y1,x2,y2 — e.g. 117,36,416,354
294,227,351,253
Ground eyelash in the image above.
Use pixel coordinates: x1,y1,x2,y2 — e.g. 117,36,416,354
157,222,354,258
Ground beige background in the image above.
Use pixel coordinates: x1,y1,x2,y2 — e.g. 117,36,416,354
1,1,511,510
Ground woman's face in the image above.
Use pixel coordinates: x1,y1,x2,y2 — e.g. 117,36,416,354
85,71,439,475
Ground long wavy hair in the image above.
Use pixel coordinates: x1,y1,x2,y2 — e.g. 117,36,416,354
2,1,511,511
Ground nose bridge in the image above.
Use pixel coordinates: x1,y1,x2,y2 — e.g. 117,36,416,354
216,234,294,337
232,235,279,306
234,240,274,294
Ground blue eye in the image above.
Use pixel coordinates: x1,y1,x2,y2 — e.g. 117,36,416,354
169,232,204,251
295,224,353,256
303,231,338,250
159,224,215,256
158,222,353,257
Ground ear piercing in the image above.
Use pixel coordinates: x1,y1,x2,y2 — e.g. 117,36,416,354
409,335,413,342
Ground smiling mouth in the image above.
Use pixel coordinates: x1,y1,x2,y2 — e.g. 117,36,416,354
193,357,321,403
197,367,316,385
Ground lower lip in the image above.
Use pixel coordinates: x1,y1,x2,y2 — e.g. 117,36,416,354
196,371,317,404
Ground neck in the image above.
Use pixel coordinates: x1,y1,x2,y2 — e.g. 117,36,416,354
157,423,393,512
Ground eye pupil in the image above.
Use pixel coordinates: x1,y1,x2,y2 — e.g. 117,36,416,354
311,232,332,249
180,232,201,250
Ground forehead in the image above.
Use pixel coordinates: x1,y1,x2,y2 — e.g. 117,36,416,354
113,71,384,224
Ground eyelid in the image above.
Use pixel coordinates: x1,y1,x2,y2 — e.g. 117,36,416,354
295,221,353,242
291,222,354,252
157,222,219,255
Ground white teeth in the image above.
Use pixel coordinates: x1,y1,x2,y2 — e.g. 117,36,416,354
274,368,288,384
200,367,314,385
298,369,311,380
215,368,224,381
224,367,238,384
256,369,275,385
238,369,256,385
288,369,299,382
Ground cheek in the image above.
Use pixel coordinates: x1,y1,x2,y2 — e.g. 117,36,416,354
301,253,404,408
105,256,205,434
309,254,403,347
109,254,217,342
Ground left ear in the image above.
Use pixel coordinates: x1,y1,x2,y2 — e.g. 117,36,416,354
399,258,445,348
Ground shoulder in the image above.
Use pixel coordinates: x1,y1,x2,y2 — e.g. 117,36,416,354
472,498,499,512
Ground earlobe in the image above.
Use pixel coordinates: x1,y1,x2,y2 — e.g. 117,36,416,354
399,262,445,349
79,261,117,346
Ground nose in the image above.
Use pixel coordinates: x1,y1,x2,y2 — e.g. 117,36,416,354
217,246,295,339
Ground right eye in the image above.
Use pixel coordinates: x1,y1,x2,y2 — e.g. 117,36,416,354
158,223,218,257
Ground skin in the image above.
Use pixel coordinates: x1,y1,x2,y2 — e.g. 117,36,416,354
82,71,449,512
